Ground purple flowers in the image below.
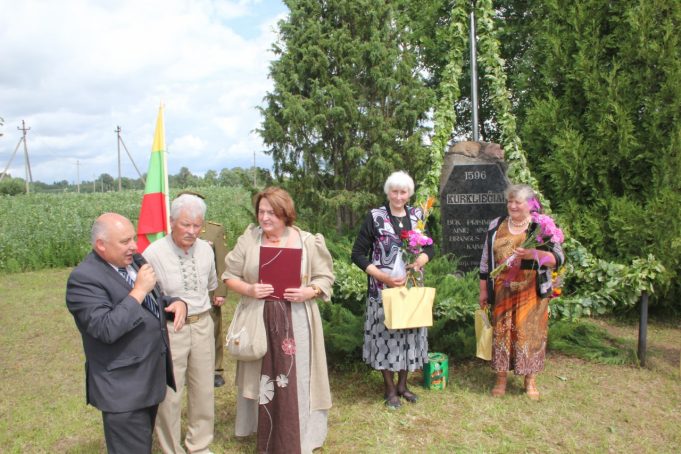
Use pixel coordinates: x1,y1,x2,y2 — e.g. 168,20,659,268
532,213,565,244
402,229,434,255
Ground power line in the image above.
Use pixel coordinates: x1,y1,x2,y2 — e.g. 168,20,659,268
18,121,33,193
0,120,32,193
115,126,146,188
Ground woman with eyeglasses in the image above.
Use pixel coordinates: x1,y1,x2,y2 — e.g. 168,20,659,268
223,186,334,453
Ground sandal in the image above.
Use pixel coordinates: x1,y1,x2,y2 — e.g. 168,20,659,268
384,394,401,410
491,372,507,397
525,375,540,400
397,389,418,403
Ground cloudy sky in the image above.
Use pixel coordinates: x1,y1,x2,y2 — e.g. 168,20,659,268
0,0,287,184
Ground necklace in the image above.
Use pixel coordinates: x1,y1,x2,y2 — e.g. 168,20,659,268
264,227,288,246
508,217,530,229
393,214,407,229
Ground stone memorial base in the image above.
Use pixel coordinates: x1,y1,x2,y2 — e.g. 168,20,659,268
439,141,509,273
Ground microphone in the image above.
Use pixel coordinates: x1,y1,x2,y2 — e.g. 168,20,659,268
132,253,147,267
132,253,160,301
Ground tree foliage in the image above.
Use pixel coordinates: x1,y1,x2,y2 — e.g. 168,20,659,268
493,0,681,305
258,0,434,230
0,176,25,195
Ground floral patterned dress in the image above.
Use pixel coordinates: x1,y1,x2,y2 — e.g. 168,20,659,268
255,236,328,454
490,220,549,375
257,298,321,454
224,225,333,454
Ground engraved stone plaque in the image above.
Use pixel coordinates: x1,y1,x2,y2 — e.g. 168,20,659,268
439,142,509,273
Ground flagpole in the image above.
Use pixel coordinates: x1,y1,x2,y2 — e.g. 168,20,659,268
162,104,171,234
136,103,171,252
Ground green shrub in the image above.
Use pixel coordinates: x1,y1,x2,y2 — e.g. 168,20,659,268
319,302,364,365
321,233,367,362
427,255,479,324
548,320,637,365
552,238,667,320
424,255,480,358
429,320,476,361
331,259,366,317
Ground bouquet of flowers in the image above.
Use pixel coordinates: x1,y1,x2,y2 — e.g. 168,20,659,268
397,197,435,288
550,267,566,299
489,205,564,279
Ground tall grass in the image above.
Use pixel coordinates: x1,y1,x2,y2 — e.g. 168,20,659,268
0,187,253,272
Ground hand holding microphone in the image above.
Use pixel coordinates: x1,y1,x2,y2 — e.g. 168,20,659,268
131,254,157,301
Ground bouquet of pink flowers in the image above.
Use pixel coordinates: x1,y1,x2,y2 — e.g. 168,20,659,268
396,197,435,287
489,208,564,279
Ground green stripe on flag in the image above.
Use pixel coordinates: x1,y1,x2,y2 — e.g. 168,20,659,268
145,231,165,244
143,150,166,194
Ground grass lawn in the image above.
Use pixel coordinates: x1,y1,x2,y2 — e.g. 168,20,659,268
1,269,679,453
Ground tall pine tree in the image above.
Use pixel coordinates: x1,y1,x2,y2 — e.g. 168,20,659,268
497,0,681,305
258,0,433,230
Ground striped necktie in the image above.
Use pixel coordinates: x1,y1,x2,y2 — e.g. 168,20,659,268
117,267,160,319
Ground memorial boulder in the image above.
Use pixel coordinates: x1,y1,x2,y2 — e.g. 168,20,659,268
439,141,509,273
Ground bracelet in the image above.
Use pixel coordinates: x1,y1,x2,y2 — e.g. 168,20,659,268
308,284,322,298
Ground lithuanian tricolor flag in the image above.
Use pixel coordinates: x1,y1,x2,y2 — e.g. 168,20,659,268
136,104,170,252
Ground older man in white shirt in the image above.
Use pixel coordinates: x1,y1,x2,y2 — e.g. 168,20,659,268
143,194,221,454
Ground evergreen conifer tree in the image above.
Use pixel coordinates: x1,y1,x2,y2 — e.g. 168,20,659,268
258,0,433,230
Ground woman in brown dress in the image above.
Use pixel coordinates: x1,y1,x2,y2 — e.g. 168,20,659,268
223,187,334,453
478,184,565,400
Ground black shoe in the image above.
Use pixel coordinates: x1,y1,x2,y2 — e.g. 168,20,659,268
384,394,401,410
398,389,418,403
214,374,225,388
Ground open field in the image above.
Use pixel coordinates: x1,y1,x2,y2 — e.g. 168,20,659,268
1,268,679,453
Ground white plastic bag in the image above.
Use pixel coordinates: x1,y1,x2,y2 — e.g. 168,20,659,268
388,251,407,280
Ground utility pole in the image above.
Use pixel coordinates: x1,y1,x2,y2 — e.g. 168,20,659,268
116,126,122,191
75,160,81,193
469,4,480,142
115,126,146,187
0,135,23,182
253,151,257,187
18,121,33,193
92,174,96,193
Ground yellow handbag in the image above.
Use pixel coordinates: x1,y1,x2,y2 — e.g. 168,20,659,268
382,286,435,330
475,308,493,361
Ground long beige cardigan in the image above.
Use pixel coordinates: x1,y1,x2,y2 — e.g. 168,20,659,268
222,224,334,411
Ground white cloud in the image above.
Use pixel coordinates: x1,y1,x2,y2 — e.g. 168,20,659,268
0,0,284,183
169,135,206,158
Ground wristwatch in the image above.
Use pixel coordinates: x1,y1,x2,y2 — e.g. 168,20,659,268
308,284,322,298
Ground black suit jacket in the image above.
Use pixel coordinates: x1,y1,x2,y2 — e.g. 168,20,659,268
66,251,178,413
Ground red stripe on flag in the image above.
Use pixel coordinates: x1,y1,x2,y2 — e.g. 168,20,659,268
137,192,168,235
137,233,151,253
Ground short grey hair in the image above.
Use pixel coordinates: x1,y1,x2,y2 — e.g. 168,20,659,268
170,194,206,221
383,171,414,197
504,184,536,202
91,218,107,246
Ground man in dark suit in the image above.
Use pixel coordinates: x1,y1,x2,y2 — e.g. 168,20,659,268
66,212,187,453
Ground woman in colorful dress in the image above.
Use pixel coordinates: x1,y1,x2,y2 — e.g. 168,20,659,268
478,184,565,400
222,187,334,453
351,171,435,410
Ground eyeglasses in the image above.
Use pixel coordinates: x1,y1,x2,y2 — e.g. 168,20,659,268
258,209,277,217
